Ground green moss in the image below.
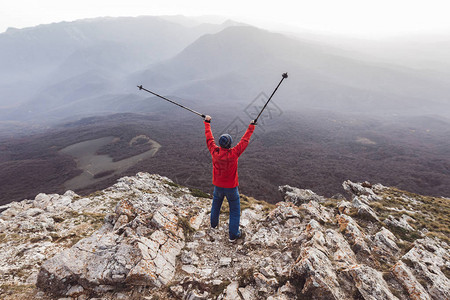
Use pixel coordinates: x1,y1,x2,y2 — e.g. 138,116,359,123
164,180,181,188
210,280,231,298
0,233,6,243
387,224,422,243
441,266,450,279
238,267,255,287
52,215,65,223
178,216,196,241
189,188,212,199
82,212,106,224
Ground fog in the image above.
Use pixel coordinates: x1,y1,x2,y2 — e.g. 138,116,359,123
1,16,449,134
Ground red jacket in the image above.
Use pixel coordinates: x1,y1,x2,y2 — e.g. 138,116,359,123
205,121,255,188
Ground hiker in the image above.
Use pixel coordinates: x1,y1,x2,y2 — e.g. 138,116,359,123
203,115,256,242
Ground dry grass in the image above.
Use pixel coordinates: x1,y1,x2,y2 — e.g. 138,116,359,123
374,187,450,244
213,194,275,215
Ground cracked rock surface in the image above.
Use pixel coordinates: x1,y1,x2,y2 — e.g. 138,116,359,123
0,174,448,299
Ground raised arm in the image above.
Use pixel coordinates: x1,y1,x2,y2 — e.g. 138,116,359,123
234,121,256,157
204,115,217,154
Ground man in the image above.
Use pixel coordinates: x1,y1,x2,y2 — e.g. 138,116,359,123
203,115,256,242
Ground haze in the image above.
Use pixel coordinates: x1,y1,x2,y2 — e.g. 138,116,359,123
2,0,450,37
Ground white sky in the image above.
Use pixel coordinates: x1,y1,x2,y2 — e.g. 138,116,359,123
1,0,450,37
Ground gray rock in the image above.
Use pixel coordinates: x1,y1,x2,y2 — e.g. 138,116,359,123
1,172,447,300
354,200,380,222
337,200,352,214
392,261,431,300
291,246,346,299
342,180,381,201
301,200,333,223
343,265,399,300
373,227,400,253
384,215,415,232
279,185,325,205
220,257,232,267
337,214,370,254
401,237,450,299
238,286,256,300
224,281,241,300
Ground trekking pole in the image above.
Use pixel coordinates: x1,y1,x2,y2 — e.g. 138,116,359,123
253,73,288,124
137,85,206,118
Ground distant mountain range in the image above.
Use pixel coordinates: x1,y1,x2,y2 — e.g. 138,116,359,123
0,16,239,119
1,15,449,126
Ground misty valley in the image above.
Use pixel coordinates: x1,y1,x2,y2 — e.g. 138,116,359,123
0,110,448,206
0,15,449,206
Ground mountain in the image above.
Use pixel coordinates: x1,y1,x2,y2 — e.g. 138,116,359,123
0,173,448,299
136,25,450,116
0,16,239,118
2,18,450,125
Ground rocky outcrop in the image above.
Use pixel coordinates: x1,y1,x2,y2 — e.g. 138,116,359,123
279,185,325,205
0,175,448,299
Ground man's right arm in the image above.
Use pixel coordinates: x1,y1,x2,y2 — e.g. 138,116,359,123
234,122,255,157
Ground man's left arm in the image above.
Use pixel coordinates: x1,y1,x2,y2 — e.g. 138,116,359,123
204,115,217,154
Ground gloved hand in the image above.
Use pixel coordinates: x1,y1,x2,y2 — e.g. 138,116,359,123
204,115,211,123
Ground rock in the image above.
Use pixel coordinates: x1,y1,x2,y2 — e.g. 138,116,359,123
337,200,352,214
268,202,300,221
337,214,370,254
238,286,256,300
241,209,263,227
392,261,431,300
290,246,346,299
36,181,186,296
384,215,415,232
186,290,209,300
1,172,448,300
182,265,197,274
353,197,380,222
343,265,399,300
373,227,400,253
224,281,241,300
300,200,333,223
189,208,207,230
357,204,380,222
401,237,450,299
278,280,296,295
169,285,184,297
342,180,381,201
220,257,232,267
66,285,84,297
325,229,357,268
279,185,325,205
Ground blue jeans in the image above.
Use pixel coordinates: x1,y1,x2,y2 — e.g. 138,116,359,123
210,186,241,240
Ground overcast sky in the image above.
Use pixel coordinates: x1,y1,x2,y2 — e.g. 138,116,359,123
1,0,450,37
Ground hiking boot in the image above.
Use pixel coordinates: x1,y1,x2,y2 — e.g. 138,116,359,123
229,231,245,243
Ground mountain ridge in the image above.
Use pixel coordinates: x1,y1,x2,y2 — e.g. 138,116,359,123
0,172,448,299
2,16,450,123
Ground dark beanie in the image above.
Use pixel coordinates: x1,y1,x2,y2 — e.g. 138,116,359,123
219,134,232,149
